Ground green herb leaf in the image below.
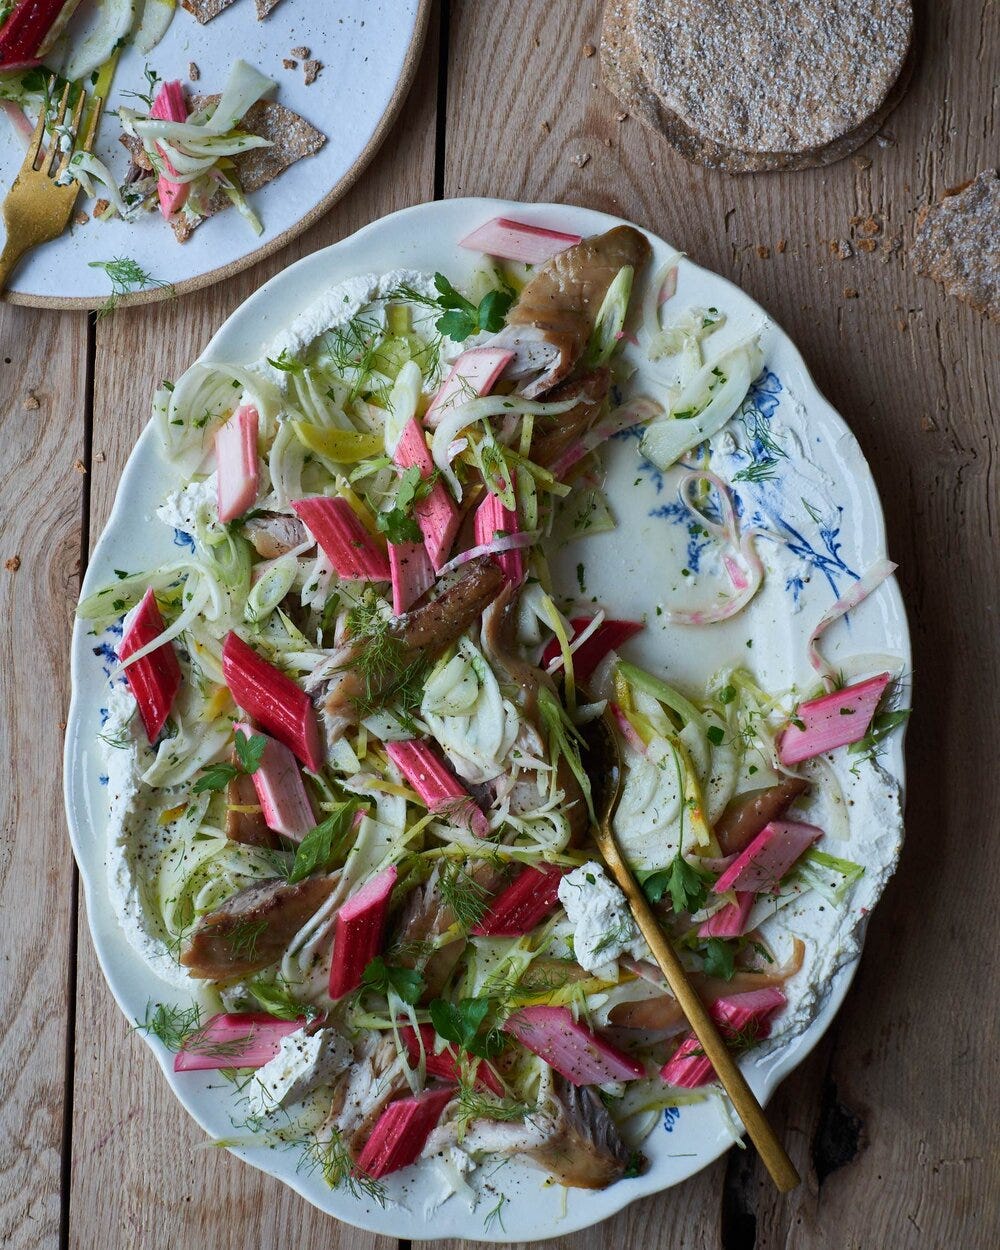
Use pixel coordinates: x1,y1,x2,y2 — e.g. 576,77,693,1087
700,937,736,980
706,724,725,747
429,995,501,1059
361,956,425,1006
476,287,513,333
192,762,239,794
287,801,359,884
641,856,710,914
234,732,267,774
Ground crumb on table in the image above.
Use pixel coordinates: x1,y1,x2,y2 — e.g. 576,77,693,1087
282,58,297,70
303,59,322,85
290,45,310,58
23,391,40,410
188,62,200,81
4,555,20,573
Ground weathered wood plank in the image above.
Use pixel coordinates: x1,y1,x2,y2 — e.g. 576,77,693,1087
0,306,88,1250
66,18,439,1249
444,0,999,1246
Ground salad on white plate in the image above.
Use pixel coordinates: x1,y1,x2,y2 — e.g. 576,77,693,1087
75,213,908,1217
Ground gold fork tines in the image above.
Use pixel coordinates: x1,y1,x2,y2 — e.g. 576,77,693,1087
0,78,104,295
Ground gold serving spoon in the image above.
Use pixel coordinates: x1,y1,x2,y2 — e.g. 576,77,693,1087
580,705,800,1192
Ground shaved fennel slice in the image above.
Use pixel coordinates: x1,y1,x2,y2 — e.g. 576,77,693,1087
133,0,175,55
58,0,136,83
640,338,764,470
156,360,281,473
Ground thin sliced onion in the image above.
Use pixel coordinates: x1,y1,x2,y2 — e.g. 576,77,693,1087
434,530,540,578
807,558,897,683
112,576,210,676
544,610,606,675
548,396,663,479
663,472,764,626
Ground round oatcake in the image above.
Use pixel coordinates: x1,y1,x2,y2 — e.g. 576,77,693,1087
601,0,914,172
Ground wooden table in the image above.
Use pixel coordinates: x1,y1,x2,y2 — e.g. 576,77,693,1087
2,3,997,1247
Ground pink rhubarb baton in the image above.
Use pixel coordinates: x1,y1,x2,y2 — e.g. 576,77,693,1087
222,631,323,772
385,739,489,836
776,673,892,766
712,820,822,895
660,988,787,1088
422,347,515,430
149,80,189,218
698,892,755,939
0,0,82,70
387,539,435,614
458,217,583,264
328,864,398,999
503,1005,644,1085
355,1086,455,1179
391,417,461,571
173,1012,305,1072
401,1025,504,1096
540,617,644,683
235,723,315,841
470,864,564,937
291,495,391,582
117,588,183,742
215,403,259,523
473,490,524,586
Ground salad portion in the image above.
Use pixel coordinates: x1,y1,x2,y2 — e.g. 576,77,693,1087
79,218,906,1210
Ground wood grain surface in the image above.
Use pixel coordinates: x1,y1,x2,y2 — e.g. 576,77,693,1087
1,1,997,1247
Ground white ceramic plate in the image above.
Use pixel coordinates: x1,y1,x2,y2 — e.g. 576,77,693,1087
65,198,910,1240
2,0,429,308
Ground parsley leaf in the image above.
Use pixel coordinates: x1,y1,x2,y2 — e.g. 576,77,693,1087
376,464,433,544
706,724,725,746
234,732,267,774
191,762,239,794
700,937,736,981
361,956,425,1006
431,273,513,342
287,801,359,884
641,856,710,914
429,996,503,1060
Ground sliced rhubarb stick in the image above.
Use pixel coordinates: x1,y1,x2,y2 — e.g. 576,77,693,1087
459,217,583,265
149,80,189,218
503,1005,644,1085
355,1086,455,1179
117,588,182,742
235,723,315,842
470,864,564,937
609,702,647,754
290,496,391,582
540,617,644,683
660,988,786,1088
388,539,435,614
391,416,461,571
473,490,524,586
385,739,488,836
0,0,82,70
712,820,822,895
698,892,755,939
328,864,398,999
173,1011,305,1072
401,1025,504,1096
216,404,259,523
776,673,892,766
423,347,515,430
222,631,323,772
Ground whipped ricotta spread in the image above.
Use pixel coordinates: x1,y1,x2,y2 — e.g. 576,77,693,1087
558,862,649,979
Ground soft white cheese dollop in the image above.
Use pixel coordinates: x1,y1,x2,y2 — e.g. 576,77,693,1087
156,474,219,538
558,862,648,980
245,1027,351,1119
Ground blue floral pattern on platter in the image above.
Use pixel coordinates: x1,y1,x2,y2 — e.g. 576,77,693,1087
619,370,861,606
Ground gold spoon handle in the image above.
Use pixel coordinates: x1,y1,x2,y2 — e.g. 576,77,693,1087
598,833,800,1192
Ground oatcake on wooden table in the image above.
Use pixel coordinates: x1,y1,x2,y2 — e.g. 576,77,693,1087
601,0,914,172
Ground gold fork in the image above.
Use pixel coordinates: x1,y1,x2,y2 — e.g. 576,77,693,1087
0,79,102,294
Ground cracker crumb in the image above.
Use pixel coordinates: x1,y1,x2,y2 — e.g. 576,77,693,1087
290,45,309,58
540,120,550,134
853,155,873,171
189,61,200,81
73,210,89,226
93,198,110,216
282,58,297,70
571,152,591,168
843,287,859,299
920,415,937,431
303,59,321,85
876,131,897,148
5,555,20,573
24,390,40,410
603,137,612,147
896,318,907,332
757,245,770,259
95,450,106,464
73,458,87,474
857,238,877,253
583,43,596,57
860,215,881,236
776,238,787,254
910,169,999,320
616,111,628,122
830,238,853,260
